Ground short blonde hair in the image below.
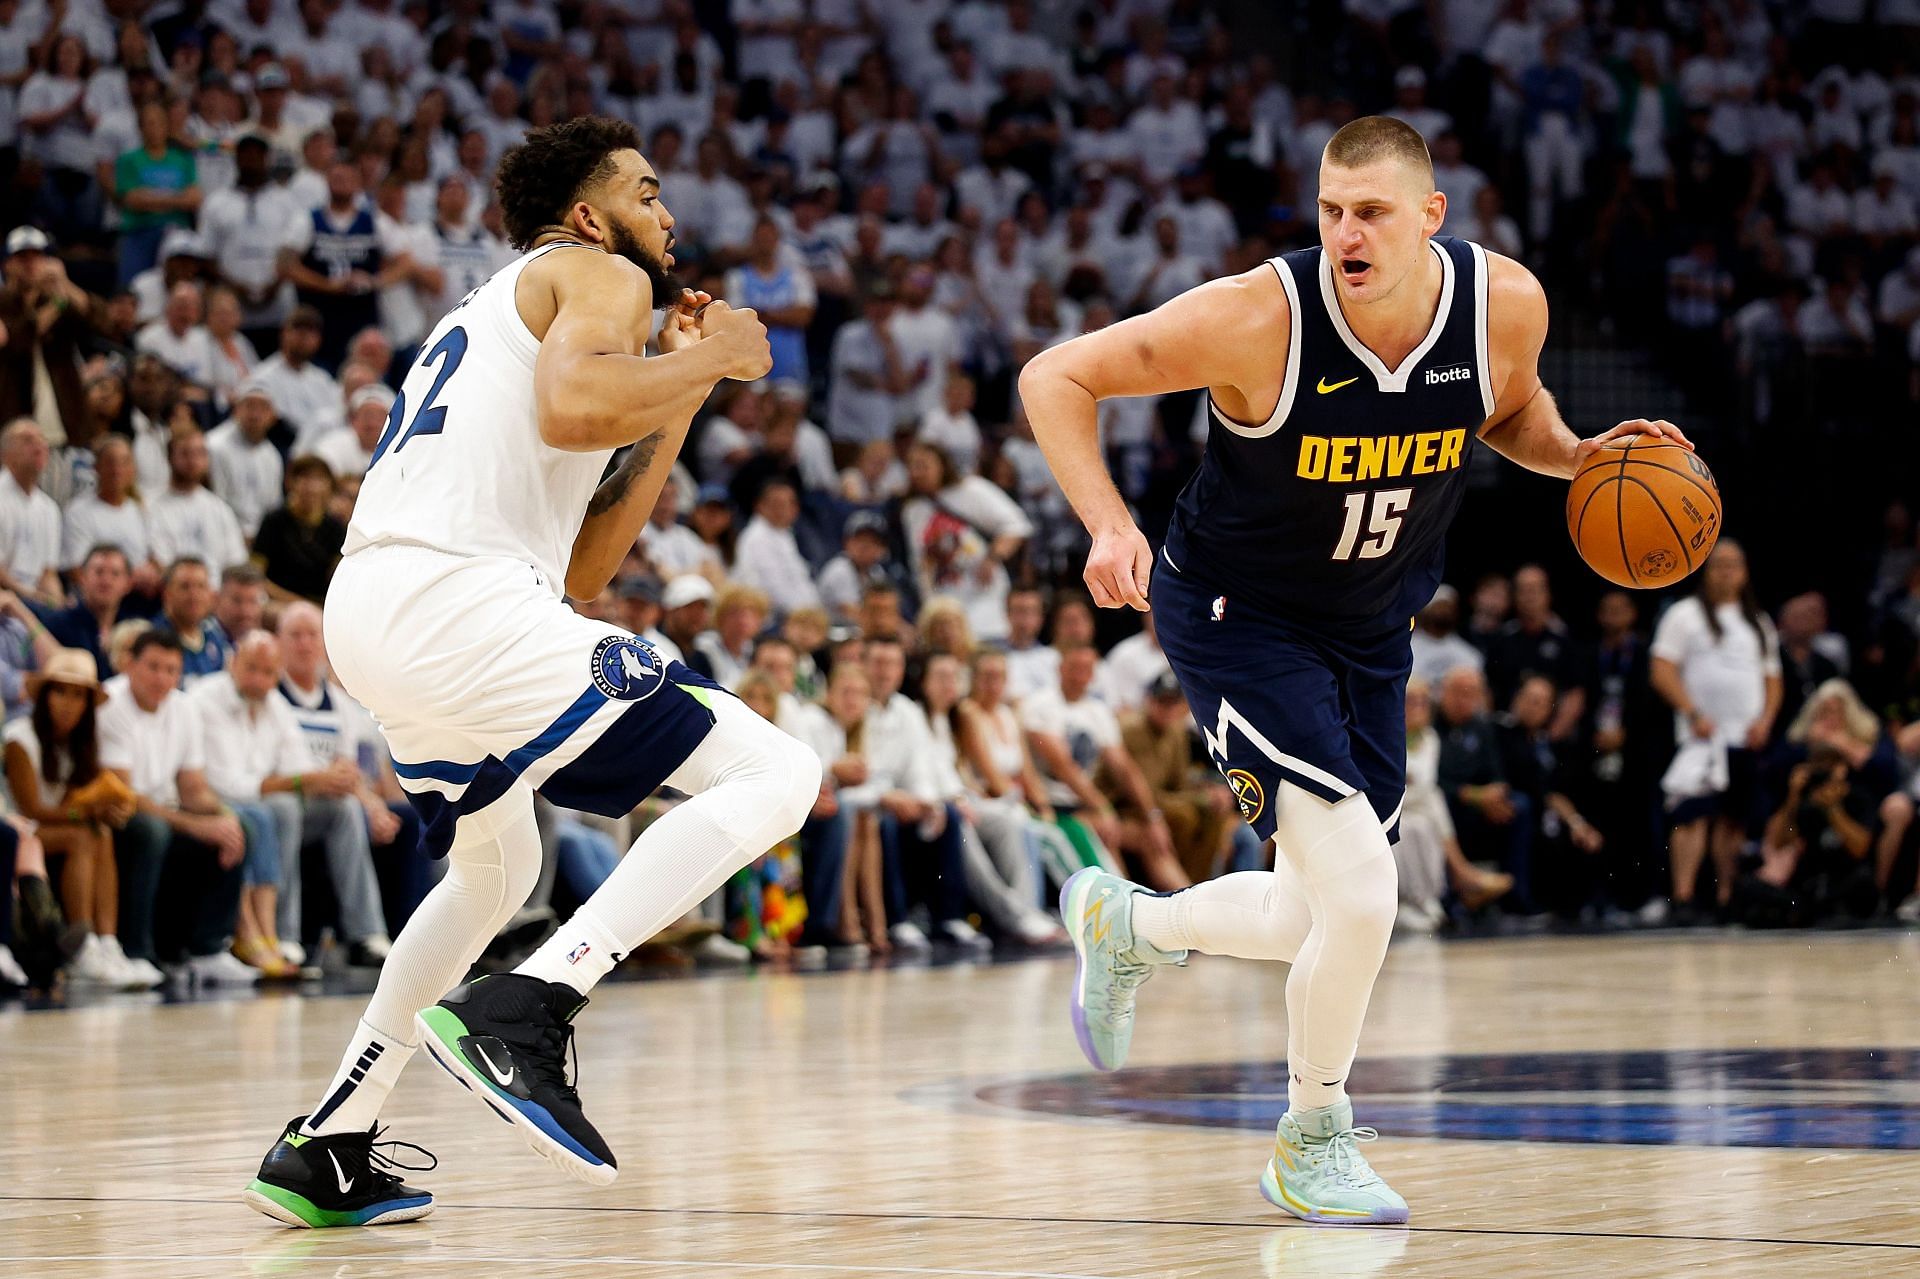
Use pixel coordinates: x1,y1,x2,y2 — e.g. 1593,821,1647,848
1323,115,1433,189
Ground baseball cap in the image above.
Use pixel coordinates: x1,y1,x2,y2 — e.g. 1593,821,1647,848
695,482,731,507
845,511,889,541
1147,671,1184,702
234,378,277,410
618,574,663,604
349,384,396,413
5,226,50,256
159,228,209,261
255,62,290,90
662,575,715,610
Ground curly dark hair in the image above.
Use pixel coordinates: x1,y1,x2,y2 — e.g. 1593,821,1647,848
495,115,643,251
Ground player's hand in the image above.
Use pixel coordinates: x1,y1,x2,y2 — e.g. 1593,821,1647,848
655,288,711,354
1084,524,1153,611
699,300,772,381
1577,418,1694,463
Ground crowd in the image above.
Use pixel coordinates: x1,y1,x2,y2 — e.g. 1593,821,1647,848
3,0,1920,995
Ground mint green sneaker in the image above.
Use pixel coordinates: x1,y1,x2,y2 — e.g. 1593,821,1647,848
1259,1100,1409,1225
1059,867,1185,1071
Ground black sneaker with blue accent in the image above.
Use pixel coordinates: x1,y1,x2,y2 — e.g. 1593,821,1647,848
416,974,617,1185
243,1116,435,1228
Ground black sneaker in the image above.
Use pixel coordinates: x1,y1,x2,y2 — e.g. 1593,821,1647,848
242,1115,435,1228
415,974,617,1185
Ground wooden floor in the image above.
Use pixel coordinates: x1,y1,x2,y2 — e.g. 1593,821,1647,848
5,931,1920,1278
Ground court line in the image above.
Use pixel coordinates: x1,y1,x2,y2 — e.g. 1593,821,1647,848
4,1194,1917,1254
0,1256,1117,1279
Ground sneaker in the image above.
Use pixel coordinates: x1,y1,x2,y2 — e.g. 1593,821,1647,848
1058,867,1186,1072
1259,1099,1410,1225
67,933,122,985
243,1115,435,1228
1012,913,1068,946
887,921,932,952
1896,895,1920,924
1394,902,1437,935
346,937,390,969
0,943,26,988
277,938,307,967
689,933,750,966
99,935,163,990
188,949,264,985
415,974,616,1185
936,918,993,951
1636,898,1673,928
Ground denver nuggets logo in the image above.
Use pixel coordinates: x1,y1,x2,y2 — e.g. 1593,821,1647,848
590,635,666,702
1226,769,1264,822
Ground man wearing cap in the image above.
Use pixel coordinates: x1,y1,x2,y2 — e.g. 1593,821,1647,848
249,306,341,443
658,575,715,664
1120,672,1236,883
135,280,215,385
311,383,391,481
0,228,108,446
207,378,285,537
639,481,720,580
197,132,301,341
129,229,213,327
817,511,898,626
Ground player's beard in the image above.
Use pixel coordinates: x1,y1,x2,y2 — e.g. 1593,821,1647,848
605,216,677,301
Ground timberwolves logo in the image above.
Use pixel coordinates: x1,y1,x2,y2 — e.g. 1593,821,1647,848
590,635,666,702
943,1049,1920,1150
1226,769,1265,822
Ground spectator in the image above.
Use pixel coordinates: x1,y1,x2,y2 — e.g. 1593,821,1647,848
1484,564,1582,735
42,544,133,679
190,631,390,968
0,419,63,605
690,582,767,688
1575,590,1666,917
310,384,389,482
98,629,253,983
730,479,823,617
0,587,61,719
1397,676,1513,933
826,284,909,449
2,648,151,986
210,563,267,649
135,280,213,385
113,99,201,286
916,371,982,477
1436,665,1533,906
1777,593,1845,733
1651,540,1783,921
146,428,249,578
62,437,158,591
251,455,345,604
817,511,899,626
1102,612,1174,712
248,307,339,445
0,230,104,447
900,441,1032,644
197,133,299,340
641,482,725,582
794,660,887,953
150,557,231,685
1019,644,1130,885
658,575,715,665
1120,672,1235,882
1754,747,1880,925
1411,584,1484,684
280,161,415,370
1498,675,1607,917
723,217,815,388
197,285,260,413
1004,586,1059,702
205,378,284,538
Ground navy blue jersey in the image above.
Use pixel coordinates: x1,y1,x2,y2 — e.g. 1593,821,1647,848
1164,236,1494,630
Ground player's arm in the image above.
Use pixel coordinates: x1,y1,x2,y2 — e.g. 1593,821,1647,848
1475,254,1692,479
1017,268,1284,610
530,249,769,453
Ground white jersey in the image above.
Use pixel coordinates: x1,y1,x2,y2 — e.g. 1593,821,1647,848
342,242,613,590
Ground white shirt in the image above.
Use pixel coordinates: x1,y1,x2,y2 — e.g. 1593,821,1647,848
61,493,151,570
146,485,250,581
730,516,823,614
3,716,74,806
1103,632,1172,712
205,422,284,538
135,323,217,386
311,428,376,481
250,352,342,444
98,673,204,808
640,520,721,579
188,672,316,802
345,245,617,588
1005,642,1061,704
888,305,960,419
0,470,61,590
1019,685,1122,809
279,671,381,771
197,182,301,320
1651,598,1782,741
827,320,903,445
917,408,982,475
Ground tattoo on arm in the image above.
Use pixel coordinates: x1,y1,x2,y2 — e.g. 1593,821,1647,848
586,435,661,516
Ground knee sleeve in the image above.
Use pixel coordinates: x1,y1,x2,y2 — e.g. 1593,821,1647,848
1274,787,1399,939
673,696,822,846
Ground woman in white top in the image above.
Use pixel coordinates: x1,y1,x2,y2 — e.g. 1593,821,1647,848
1,648,151,987
1650,540,1783,915
794,663,891,953
919,652,1061,944
962,648,1084,896
900,441,1033,643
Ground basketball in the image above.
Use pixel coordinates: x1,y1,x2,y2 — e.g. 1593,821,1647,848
1566,438,1722,589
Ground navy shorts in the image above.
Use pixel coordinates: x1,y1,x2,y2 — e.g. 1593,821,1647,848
1151,557,1410,844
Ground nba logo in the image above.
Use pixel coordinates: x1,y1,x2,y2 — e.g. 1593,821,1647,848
567,942,591,964
1211,595,1227,622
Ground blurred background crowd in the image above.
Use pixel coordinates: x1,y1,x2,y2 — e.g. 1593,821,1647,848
2,0,1919,999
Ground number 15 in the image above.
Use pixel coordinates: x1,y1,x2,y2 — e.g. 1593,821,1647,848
1332,488,1412,561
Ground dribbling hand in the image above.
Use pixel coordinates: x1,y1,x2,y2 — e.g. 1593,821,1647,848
1085,524,1154,611
698,299,773,381
1575,418,1694,464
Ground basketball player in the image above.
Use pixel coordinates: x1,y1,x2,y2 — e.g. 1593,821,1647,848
243,117,814,1228
1022,117,1690,1224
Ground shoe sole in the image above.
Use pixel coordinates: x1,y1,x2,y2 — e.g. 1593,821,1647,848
1059,867,1117,1072
242,1181,433,1228
414,1006,618,1187
1258,1162,1410,1226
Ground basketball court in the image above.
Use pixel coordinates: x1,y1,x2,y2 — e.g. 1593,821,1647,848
5,931,1918,1277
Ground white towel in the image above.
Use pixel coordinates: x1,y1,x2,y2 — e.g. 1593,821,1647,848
1662,734,1731,806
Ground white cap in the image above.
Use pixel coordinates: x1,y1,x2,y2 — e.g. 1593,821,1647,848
662,575,715,610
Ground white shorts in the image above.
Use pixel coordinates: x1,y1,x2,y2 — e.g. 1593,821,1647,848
325,543,723,856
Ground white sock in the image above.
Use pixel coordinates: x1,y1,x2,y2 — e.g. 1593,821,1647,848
1131,864,1314,962
302,1019,418,1137
514,692,817,996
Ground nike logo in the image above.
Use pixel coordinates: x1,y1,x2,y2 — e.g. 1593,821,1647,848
1316,376,1359,394
328,1150,354,1194
472,1041,517,1088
